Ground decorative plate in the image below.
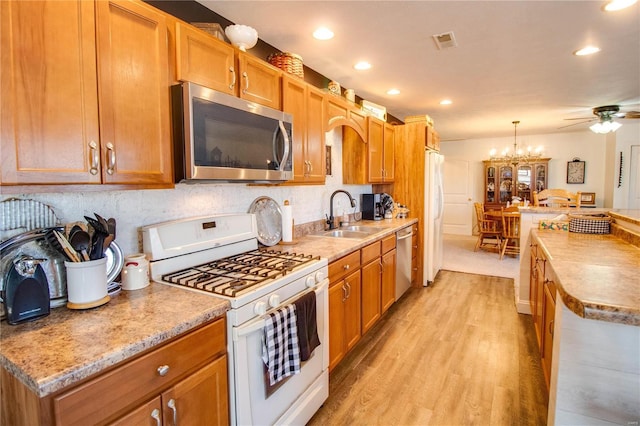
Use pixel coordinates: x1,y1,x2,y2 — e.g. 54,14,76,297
248,197,282,246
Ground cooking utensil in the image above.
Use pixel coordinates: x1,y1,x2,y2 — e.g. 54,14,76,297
95,213,110,235
69,229,91,261
84,216,106,233
107,218,116,239
47,230,81,263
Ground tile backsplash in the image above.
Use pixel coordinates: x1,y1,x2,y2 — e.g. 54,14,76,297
1,129,372,256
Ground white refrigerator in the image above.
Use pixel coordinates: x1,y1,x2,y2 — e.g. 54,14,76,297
424,150,444,285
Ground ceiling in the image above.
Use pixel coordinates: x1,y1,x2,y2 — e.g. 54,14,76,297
197,0,639,141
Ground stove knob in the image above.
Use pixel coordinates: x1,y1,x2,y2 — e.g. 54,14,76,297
254,301,267,315
315,270,326,283
305,276,316,288
268,294,281,308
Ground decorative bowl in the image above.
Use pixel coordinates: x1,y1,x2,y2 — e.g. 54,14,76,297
225,24,258,52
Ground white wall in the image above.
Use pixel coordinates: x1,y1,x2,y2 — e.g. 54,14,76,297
440,130,611,235
1,128,373,256
613,122,640,209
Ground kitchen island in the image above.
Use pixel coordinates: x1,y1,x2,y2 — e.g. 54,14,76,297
530,225,639,425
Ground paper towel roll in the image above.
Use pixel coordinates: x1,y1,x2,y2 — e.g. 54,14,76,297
282,200,293,242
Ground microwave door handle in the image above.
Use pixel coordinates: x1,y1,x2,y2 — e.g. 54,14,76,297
274,121,290,171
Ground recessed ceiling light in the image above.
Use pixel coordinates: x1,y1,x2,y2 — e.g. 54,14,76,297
354,61,372,70
313,27,334,40
440,99,453,105
604,0,637,11
573,46,601,56
387,89,400,95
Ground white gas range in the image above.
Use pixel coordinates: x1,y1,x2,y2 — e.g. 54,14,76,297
142,214,329,426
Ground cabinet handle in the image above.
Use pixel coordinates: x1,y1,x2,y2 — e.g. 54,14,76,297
342,284,347,302
88,141,100,175
151,408,161,426
549,320,554,336
346,282,352,299
157,365,170,376
106,142,116,175
242,71,249,94
343,264,350,271
379,260,384,274
229,67,236,89
168,398,177,426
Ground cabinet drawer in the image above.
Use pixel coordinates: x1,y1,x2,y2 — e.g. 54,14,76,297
361,241,381,264
381,234,396,254
53,318,226,425
329,251,361,283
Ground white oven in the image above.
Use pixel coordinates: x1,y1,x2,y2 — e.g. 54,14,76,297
142,214,329,425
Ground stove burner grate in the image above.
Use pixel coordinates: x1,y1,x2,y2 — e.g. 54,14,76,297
161,248,320,297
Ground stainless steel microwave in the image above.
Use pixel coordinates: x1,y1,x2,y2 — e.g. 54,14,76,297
171,82,293,183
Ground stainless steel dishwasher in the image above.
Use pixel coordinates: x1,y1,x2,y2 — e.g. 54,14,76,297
395,225,413,300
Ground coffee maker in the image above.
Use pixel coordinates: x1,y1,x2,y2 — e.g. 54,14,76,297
362,194,384,220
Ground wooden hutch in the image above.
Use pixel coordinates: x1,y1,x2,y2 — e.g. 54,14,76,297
483,158,550,210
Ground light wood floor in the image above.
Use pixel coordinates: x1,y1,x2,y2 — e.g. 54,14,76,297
308,270,548,426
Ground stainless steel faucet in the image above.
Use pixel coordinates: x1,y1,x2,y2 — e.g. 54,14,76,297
327,190,356,230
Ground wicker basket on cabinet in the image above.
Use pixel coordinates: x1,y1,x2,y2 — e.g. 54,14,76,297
267,52,304,78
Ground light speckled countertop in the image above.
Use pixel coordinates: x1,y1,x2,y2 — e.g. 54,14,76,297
0,283,229,397
0,218,417,398
532,229,640,326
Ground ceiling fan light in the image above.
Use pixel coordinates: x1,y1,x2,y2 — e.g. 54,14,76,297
604,0,638,11
313,27,334,40
589,121,622,133
574,46,601,56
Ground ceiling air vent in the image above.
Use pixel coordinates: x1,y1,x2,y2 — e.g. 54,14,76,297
432,31,457,50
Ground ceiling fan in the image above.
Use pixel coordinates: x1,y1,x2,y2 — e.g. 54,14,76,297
560,105,640,133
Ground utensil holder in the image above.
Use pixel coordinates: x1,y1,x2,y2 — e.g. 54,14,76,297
65,257,109,309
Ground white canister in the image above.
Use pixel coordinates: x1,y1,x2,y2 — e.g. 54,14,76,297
344,88,355,102
65,257,109,309
122,253,150,290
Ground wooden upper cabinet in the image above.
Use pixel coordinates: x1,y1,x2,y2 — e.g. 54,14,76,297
1,0,172,187
368,118,385,183
383,122,395,181
237,51,282,110
1,0,101,185
95,0,172,185
175,22,235,95
325,95,367,141
282,75,326,184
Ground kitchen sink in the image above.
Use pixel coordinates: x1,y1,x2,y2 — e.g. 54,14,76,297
311,226,383,239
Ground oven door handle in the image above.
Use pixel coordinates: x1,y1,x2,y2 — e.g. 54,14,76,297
232,279,328,341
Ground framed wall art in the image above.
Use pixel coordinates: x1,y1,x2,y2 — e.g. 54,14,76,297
580,192,596,205
567,159,585,184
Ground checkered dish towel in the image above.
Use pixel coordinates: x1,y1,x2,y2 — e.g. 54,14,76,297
262,304,301,385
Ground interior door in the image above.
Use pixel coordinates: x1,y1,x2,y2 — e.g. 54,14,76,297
442,158,473,235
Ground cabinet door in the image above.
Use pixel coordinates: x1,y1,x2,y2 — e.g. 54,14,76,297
361,260,381,334
534,261,545,349
367,118,384,183
485,164,496,204
498,165,514,203
541,284,555,389
535,163,547,192
175,22,235,95
381,249,396,313
282,76,307,182
238,52,281,109
305,85,326,183
383,123,395,182
161,356,229,426
328,281,346,371
109,396,162,426
95,0,172,185
344,270,362,352
1,0,101,185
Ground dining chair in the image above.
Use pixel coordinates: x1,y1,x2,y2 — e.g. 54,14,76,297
500,209,521,260
474,202,502,252
533,189,581,208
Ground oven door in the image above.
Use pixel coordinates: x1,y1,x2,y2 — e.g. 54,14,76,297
230,280,328,426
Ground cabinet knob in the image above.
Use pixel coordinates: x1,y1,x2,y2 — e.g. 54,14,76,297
157,365,170,376
343,264,350,271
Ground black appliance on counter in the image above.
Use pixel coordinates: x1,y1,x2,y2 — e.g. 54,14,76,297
362,194,384,221
2,256,50,325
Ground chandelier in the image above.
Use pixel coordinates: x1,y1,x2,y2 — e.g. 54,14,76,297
489,120,543,166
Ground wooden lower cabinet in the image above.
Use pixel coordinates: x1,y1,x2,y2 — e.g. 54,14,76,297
0,318,228,426
381,248,397,313
361,241,382,334
110,357,228,426
328,269,362,371
529,235,557,390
